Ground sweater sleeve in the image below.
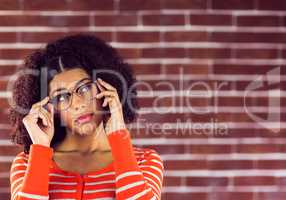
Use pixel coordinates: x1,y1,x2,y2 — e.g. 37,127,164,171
10,144,54,200
107,128,164,200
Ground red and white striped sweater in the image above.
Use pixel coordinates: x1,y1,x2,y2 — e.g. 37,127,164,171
10,128,164,200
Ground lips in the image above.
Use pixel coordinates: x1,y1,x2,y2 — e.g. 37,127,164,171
76,113,94,124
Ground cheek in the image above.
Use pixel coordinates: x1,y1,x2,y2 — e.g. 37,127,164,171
90,99,105,122
58,99,105,128
58,111,73,126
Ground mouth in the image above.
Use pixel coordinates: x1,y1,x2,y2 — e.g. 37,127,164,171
75,113,94,124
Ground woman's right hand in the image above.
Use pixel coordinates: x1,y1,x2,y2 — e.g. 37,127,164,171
22,96,55,147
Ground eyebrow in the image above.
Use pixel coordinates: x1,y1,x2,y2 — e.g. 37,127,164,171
50,77,91,97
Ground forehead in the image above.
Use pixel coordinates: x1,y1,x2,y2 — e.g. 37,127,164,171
49,68,90,95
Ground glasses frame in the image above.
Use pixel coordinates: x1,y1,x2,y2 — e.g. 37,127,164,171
48,80,98,111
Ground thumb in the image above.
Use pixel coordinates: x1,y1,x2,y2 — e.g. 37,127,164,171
47,103,54,122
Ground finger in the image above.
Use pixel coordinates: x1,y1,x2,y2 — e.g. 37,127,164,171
47,103,54,123
39,107,52,126
38,109,51,127
30,106,51,127
97,78,116,91
29,106,41,115
102,97,112,107
96,80,105,92
29,111,49,127
29,105,47,116
45,103,53,114
40,114,49,127
96,91,115,99
31,98,51,114
32,96,50,109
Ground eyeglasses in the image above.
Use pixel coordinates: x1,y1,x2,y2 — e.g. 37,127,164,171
48,80,99,111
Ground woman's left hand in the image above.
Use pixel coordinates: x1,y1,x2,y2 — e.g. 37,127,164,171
95,78,127,135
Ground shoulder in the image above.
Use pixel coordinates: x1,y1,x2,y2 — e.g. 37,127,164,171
134,146,161,157
11,151,29,168
133,146,164,186
133,146,164,169
10,152,29,181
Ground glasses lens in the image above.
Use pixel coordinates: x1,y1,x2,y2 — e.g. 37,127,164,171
76,82,98,101
51,81,98,111
51,92,71,111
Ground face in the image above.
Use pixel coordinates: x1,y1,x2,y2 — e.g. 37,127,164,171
49,68,103,136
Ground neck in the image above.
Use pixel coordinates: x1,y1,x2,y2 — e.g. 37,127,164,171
54,122,111,155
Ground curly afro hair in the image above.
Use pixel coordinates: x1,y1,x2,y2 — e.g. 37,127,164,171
8,34,139,154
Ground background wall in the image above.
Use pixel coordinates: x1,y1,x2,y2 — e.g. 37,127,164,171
0,0,285,199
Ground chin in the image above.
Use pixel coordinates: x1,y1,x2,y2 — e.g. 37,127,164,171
75,122,98,136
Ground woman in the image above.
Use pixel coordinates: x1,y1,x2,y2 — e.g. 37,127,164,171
9,34,164,200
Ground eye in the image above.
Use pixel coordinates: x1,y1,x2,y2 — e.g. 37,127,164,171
77,83,92,95
56,93,70,102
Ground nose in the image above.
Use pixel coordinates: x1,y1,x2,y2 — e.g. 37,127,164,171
70,93,86,111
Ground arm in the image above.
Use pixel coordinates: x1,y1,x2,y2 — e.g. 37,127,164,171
107,128,164,200
10,144,53,200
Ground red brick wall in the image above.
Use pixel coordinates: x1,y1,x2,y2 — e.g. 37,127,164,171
0,0,285,199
